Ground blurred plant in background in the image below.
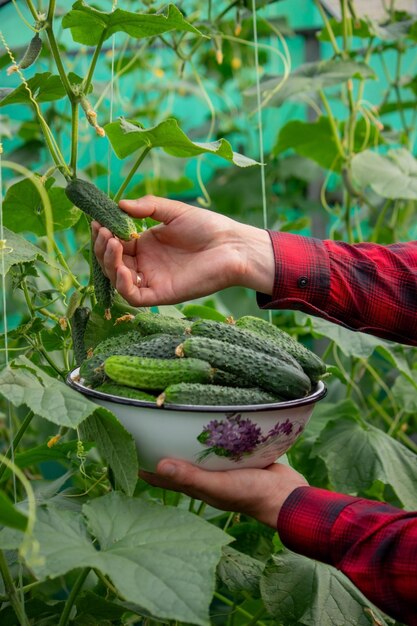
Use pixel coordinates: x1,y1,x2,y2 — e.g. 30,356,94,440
0,1,416,624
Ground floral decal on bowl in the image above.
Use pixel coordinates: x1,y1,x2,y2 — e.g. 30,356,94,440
197,413,300,462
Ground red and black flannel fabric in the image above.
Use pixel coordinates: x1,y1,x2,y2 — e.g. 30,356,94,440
278,487,417,625
257,232,417,346
257,233,417,624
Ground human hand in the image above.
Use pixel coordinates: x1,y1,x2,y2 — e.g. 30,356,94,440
139,459,308,528
92,195,274,308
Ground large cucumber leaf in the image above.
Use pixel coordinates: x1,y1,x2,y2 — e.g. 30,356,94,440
261,550,391,625
1,494,231,626
311,412,417,510
105,117,258,167
62,2,205,46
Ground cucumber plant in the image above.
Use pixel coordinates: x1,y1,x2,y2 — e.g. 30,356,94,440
0,2,415,626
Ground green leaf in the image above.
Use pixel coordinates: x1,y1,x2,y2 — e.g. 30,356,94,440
244,60,375,108
3,179,80,235
105,118,258,167
273,117,381,171
79,407,138,496
27,494,231,625
308,317,383,358
312,413,417,509
351,148,417,199
0,356,100,429
260,550,390,625
62,2,205,46
217,546,264,595
0,73,65,108
391,370,417,411
0,491,28,531
0,227,49,276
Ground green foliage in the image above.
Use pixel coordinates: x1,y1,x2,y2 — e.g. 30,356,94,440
0,1,416,624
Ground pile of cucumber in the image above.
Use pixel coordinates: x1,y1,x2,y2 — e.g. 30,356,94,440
78,312,327,407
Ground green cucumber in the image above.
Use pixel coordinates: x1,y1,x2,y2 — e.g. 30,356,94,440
235,316,326,383
178,336,311,399
211,368,253,388
93,330,146,355
104,355,214,390
92,253,115,320
190,319,303,372
157,383,280,407
65,178,138,241
181,304,228,322
18,33,42,70
134,311,190,336
80,354,107,387
95,382,155,402
82,333,186,387
71,306,91,366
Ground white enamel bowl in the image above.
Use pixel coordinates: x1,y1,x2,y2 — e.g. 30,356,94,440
67,368,327,472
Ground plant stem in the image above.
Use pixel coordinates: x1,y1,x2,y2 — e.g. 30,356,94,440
52,240,83,289
70,101,79,176
83,31,107,95
0,550,30,626
0,411,34,482
214,592,268,626
46,26,73,99
368,396,417,454
113,147,152,203
58,567,90,626
319,90,345,159
24,0,38,20
314,0,341,56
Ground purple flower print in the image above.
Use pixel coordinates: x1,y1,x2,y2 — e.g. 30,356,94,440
262,418,293,443
197,413,262,461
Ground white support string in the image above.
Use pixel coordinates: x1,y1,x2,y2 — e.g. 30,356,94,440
107,0,118,196
251,0,271,322
0,141,18,502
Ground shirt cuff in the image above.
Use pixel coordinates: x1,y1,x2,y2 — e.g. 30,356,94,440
277,486,361,563
257,231,331,314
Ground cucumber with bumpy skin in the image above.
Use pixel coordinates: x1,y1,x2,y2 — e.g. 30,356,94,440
92,253,115,320
18,33,42,70
134,311,190,337
65,178,138,240
157,383,280,407
96,382,155,402
190,319,303,372
235,316,326,383
80,354,107,387
82,333,186,387
178,336,311,399
104,355,214,390
71,306,91,366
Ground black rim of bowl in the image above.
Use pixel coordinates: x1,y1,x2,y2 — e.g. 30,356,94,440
66,368,327,413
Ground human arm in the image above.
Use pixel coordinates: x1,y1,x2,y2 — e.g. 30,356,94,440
259,231,417,346
141,460,417,626
92,195,275,307
93,196,417,344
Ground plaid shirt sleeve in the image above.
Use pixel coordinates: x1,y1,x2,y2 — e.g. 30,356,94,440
257,232,417,346
278,487,417,625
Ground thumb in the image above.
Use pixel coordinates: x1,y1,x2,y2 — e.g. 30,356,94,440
119,195,192,224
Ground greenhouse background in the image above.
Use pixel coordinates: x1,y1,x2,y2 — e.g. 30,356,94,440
0,1,416,625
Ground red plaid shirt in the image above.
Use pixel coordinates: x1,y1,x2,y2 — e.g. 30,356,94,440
259,232,417,625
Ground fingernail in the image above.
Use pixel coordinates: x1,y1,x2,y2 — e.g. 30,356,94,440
159,462,177,477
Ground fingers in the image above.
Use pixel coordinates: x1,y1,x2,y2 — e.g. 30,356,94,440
140,459,235,503
119,195,193,224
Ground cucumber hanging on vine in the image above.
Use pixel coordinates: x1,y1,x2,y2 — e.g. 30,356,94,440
65,178,139,241
92,253,115,320
70,306,91,367
8,32,42,74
